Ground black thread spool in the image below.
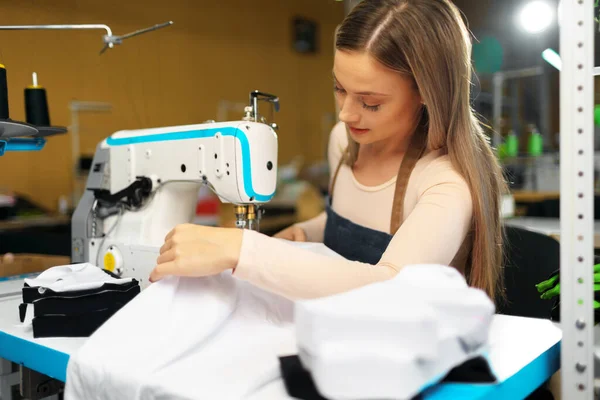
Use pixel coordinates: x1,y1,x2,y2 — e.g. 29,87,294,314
25,72,50,126
0,64,9,120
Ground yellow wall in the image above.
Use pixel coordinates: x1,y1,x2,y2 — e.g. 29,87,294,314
0,0,343,211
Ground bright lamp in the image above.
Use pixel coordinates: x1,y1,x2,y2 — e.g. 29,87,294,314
518,1,554,33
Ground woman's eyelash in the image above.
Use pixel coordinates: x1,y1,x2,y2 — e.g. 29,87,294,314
334,85,380,111
362,103,380,112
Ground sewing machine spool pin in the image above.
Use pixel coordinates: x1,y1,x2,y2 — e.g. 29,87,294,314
244,90,280,131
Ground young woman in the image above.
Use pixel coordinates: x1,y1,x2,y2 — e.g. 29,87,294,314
150,0,507,303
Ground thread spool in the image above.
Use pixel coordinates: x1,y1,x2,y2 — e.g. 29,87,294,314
0,64,9,120
25,72,50,126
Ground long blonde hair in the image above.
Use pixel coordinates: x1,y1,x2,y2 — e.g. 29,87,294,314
336,0,507,302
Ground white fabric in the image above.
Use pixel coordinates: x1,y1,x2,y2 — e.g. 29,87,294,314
64,245,493,400
135,280,296,400
295,264,496,400
24,263,133,293
64,242,341,400
65,273,239,399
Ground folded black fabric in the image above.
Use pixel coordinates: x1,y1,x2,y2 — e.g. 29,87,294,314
279,355,327,400
18,302,27,323
19,286,140,322
440,356,497,383
19,267,141,338
31,307,122,338
279,354,497,400
31,285,140,318
22,280,139,304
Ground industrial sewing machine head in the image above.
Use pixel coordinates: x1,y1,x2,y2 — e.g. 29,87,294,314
71,90,279,286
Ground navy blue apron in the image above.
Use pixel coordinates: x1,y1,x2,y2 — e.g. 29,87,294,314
323,129,471,271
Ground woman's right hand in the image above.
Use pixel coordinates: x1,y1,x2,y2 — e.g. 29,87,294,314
273,225,307,242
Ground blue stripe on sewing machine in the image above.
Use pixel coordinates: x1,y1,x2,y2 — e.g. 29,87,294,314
0,138,46,156
105,127,275,202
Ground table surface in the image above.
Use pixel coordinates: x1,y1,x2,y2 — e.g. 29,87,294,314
0,279,561,399
0,215,70,232
511,191,560,203
505,217,600,235
247,315,561,400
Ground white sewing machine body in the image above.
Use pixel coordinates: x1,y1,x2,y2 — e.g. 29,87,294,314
71,95,279,287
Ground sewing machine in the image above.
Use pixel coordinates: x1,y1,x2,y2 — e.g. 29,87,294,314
71,90,280,286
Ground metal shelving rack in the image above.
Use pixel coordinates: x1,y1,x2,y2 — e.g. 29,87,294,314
560,0,596,398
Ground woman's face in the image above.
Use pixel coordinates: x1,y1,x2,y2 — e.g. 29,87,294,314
333,50,423,147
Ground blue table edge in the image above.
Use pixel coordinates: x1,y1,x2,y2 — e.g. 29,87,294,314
0,330,560,398
424,340,561,399
0,330,70,381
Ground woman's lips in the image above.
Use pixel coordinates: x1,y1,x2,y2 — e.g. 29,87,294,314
349,126,370,135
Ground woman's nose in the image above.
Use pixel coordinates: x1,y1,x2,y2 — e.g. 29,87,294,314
338,98,360,125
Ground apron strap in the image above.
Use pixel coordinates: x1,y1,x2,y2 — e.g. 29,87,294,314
329,150,347,199
389,128,428,235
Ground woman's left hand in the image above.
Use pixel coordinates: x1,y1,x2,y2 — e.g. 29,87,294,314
149,224,243,283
